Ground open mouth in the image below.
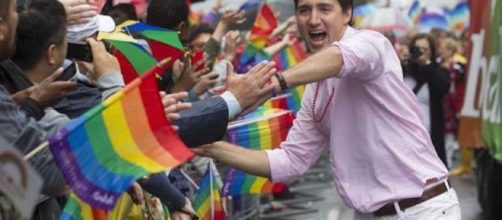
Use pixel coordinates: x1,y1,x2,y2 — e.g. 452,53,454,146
309,30,327,42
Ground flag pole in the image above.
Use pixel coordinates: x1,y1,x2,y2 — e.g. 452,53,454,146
24,141,49,160
179,169,200,191
209,160,215,220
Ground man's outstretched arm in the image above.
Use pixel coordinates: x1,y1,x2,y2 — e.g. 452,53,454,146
194,141,272,178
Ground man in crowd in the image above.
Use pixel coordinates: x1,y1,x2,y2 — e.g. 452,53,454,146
196,0,461,219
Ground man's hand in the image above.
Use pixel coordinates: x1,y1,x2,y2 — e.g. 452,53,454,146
220,10,246,26
10,88,32,106
86,38,120,80
223,31,242,61
29,68,77,108
171,197,197,220
171,54,209,93
160,91,192,130
60,0,97,25
127,181,144,205
226,61,276,115
192,72,219,95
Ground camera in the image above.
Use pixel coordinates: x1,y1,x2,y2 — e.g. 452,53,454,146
409,45,423,60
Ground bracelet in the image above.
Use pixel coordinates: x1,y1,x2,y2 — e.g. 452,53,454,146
275,72,289,91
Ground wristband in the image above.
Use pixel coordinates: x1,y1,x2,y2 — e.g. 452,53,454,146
275,72,288,91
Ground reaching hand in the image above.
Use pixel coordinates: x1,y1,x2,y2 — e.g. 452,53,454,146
225,61,276,114
160,91,192,130
220,10,246,26
86,38,120,80
192,72,219,96
223,31,242,61
127,181,144,205
28,68,78,108
172,54,209,93
171,197,197,220
59,0,97,25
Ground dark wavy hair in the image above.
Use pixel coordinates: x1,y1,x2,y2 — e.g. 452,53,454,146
11,0,67,70
293,0,353,24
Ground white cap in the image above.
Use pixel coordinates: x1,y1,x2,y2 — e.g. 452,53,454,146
67,15,116,43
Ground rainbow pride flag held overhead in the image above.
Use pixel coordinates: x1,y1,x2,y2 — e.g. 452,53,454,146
249,3,278,49
60,193,109,220
49,62,195,209
418,12,449,30
448,1,469,31
223,108,294,196
194,163,226,220
408,0,422,25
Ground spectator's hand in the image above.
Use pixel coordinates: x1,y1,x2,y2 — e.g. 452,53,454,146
60,0,98,25
127,181,144,205
220,10,246,26
171,197,196,220
226,61,276,114
10,88,32,106
171,54,209,93
192,72,218,95
285,16,297,28
86,38,120,80
281,33,295,47
160,91,192,130
223,31,242,61
28,68,78,108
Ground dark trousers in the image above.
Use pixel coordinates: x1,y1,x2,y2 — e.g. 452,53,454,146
475,149,502,220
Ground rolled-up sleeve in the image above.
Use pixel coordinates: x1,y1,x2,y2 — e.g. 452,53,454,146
265,85,328,184
333,31,392,81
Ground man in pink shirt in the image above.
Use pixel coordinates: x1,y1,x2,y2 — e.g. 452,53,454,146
195,0,461,219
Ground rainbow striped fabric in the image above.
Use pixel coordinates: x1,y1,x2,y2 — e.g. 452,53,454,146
408,0,422,25
448,1,469,31
60,193,109,220
249,3,278,49
262,86,305,113
194,164,226,220
49,64,194,209
223,109,294,195
123,22,185,71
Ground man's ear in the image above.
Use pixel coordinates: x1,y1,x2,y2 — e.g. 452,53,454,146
46,44,57,65
343,8,353,25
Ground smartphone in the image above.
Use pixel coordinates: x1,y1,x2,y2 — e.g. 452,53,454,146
190,50,205,72
56,63,77,81
67,43,93,62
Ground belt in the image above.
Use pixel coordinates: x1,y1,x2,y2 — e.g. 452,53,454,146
374,180,451,217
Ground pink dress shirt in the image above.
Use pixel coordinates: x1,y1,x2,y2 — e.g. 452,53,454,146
266,27,448,213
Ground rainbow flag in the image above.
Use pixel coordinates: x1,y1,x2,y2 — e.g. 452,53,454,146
249,3,278,49
448,1,469,31
223,109,294,196
49,62,195,209
408,0,422,25
272,40,307,71
123,22,185,74
353,4,376,27
109,40,159,84
194,163,226,220
262,86,305,113
418,12,449,30
60,193,109,220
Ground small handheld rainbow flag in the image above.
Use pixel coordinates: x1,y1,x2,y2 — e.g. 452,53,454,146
249,3,278,49
123,22,185,70
49,61,195,209
59,193,109,220
223,109,294,196
194,163,226,220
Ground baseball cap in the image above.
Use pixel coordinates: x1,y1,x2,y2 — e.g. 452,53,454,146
67,15,116,43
